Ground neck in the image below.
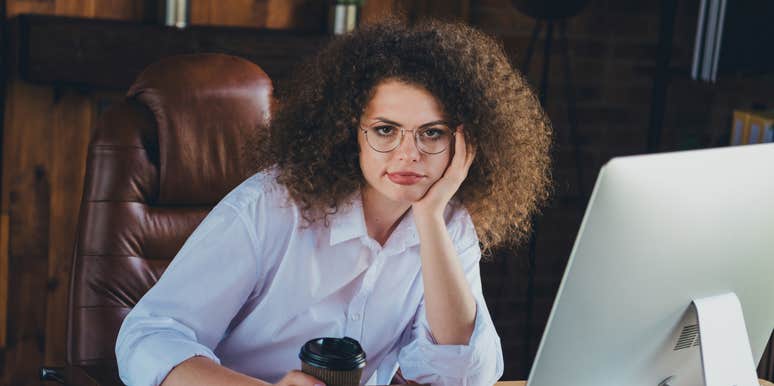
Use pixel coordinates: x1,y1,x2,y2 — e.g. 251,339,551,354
361,187,411,246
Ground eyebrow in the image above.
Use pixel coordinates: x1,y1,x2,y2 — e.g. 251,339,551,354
371,117,450,127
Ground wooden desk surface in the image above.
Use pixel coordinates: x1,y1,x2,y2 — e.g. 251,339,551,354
493,381,774,386
381,379,774,385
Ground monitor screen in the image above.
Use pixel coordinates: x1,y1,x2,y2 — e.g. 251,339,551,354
527,143,774,386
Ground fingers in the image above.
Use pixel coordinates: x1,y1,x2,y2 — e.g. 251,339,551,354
454,125,466,166
452,125,475,178
461,126,476,165
278,370,326,386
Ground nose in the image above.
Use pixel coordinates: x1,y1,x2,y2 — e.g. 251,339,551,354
396,129,421,162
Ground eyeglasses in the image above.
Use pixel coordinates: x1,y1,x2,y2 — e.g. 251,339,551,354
360,122,456,155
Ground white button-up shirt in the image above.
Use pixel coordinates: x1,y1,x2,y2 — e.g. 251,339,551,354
115,172,504,386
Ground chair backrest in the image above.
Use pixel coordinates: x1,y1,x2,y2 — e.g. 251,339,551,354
66,53,273,373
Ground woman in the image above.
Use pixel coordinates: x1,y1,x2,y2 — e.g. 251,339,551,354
116,17,551,386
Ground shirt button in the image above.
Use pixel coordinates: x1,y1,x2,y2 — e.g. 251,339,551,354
350,313,361,321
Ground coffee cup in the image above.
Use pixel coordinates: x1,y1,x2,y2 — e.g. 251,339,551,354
299,336,366,386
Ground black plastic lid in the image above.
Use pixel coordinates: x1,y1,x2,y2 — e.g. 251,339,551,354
299,337,367,371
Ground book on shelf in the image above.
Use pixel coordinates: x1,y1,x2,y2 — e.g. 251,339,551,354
730,109,774,146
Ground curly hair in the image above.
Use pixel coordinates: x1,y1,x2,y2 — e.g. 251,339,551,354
249,17,553,253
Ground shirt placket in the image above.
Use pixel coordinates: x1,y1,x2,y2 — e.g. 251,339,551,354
345,244,386,342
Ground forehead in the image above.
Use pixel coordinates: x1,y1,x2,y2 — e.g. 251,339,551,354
363,80,445,123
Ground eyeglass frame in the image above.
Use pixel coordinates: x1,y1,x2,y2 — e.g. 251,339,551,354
358,120,457,155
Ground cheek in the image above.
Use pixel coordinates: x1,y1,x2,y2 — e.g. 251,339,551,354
427,155,452,180
358,146,385,179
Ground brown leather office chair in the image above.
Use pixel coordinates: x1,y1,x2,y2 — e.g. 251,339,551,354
40,52,409,386
40,53,272,385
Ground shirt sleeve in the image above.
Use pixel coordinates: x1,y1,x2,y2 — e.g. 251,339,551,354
396,213,505,386
115,198,267,386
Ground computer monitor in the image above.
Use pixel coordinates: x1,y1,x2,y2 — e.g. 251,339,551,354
527,143,774,386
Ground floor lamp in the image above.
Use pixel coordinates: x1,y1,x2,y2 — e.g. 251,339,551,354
492,0,590,377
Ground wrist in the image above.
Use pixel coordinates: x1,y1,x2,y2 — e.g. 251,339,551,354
413,211,446,240
413,207,444,225
412,199,447,219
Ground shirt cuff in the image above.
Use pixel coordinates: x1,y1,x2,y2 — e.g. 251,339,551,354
118,331,221,386
398,299,503,381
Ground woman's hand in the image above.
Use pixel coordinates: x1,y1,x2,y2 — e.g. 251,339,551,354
160,357,323,386
273,370,326,386
412,125,475,219
411,125,478,345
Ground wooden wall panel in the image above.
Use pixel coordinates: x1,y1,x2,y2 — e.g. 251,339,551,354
191,0,268,27
3,2,140,384
51,0,96,18
44,89,93,366
264,0,295,28
0,214,8,349
264,0,325,31
55,0,145,20
398,0,470,22
362,0,470,25
1,79,53,271
190,0,325,31
362,0,399,24
1,78,54,386
6,0,54,18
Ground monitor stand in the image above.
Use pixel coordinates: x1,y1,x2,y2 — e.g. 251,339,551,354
692,292,759,386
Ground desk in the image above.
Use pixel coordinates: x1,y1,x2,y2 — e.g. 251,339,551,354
493,381,774,386
382,381,774,385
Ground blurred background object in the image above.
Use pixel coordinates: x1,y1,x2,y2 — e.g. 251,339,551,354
500,0,591,373
511,0,590,19
690,0,774,83
329,0,365,35
160,0,190,28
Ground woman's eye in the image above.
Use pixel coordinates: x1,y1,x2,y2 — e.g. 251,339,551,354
374,126,396,136
421,127,448,139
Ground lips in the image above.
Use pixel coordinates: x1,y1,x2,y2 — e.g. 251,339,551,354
386,171,424,185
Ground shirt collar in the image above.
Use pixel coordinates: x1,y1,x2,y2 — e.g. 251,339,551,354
328,191,420,250
329,192,368,246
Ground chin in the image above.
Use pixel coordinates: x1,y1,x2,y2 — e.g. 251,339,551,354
364,174,433,205
384,185,429,204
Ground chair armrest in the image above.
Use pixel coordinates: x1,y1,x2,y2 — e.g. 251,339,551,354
40,367,65,383
40,364,123,386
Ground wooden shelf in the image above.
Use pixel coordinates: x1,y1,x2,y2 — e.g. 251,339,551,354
8,14,330,90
